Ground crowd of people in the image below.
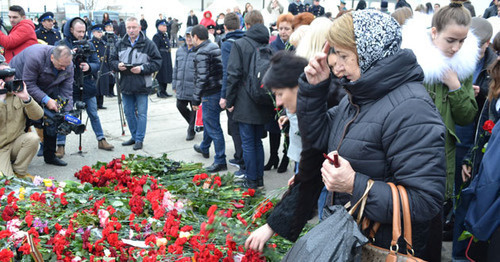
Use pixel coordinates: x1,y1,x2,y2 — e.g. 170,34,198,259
0,0,499,261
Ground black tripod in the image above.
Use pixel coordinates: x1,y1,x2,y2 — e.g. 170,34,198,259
72,63,87,156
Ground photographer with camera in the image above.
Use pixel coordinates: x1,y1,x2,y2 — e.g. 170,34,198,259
10,44,74,166
0,57,43,179
0,5,38,62
110,16,161,150
54,17,114,158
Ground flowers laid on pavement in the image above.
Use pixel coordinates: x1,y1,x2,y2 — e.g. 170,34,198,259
0,154,295,261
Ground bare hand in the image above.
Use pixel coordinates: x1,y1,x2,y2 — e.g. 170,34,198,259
278,115,289,129
304,42,331,85
461,164,472,182
192,105,199,111
219,98,226,109
130,66,142,74
473,85,480,97
0,81,6,101
245,224,275,252
321,151,355,194
46,99,59,112
80,62,90,72
13,82,30,101
118,62,127,71
227,106,234,112
442,70,461,91
288,175,295,186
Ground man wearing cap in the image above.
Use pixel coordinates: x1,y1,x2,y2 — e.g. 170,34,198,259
55,17,115,157
310,0,325,17
288,0,305,15
207,24,216,43
152,19,173,98
0,5,38,62
0,55,44,179
35,12,61,45
173,26,197,140
90,24,112,109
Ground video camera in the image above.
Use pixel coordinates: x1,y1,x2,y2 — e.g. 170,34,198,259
43,97,86,136
0,67,23,93
104,31,116,43
72,40,93,64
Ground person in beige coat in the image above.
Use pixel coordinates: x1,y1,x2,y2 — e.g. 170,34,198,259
0,60,43,179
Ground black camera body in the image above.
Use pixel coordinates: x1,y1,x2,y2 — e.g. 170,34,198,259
43,97,86,136
104,32,115,43
72,40,93,65
0,67,24,93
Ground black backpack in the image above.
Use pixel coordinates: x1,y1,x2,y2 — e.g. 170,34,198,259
241,38,274,106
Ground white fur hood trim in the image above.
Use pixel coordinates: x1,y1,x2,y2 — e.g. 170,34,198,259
401,13,479,85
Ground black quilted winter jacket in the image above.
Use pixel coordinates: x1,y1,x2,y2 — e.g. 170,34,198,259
192,40,222,106
267,49,446,257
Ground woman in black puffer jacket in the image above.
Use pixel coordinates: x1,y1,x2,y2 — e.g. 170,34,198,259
246,10,446,259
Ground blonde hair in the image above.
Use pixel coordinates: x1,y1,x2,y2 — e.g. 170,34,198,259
327,12,357,56
289,25,309,47
391,7,413,26
295,17,333,60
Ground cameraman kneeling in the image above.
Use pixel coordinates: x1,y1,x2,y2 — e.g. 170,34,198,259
0,60,43,178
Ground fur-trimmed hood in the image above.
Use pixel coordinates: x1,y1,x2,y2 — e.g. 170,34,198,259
401,13,479,85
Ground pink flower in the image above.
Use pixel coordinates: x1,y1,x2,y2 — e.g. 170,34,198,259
98,209,110,228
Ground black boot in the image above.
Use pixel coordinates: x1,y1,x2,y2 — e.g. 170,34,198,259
264,132,281,170
277,135,290,173
277,155,289,173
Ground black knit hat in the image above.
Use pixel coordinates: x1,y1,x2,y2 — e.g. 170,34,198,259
263,51,308,89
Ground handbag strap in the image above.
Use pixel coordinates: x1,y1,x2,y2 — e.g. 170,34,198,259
348,179,374,223
387,182,401,255
397,185,416,256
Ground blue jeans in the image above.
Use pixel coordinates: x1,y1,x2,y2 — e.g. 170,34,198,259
122,93,148,142
239,123,264,181
317,186,328,221
199,93,226,165
57,97,104,145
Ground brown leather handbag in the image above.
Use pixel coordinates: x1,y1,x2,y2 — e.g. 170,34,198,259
360,183,426,262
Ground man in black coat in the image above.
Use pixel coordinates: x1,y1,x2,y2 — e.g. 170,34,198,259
35,12,61,45
110,17,162,150
187,10,199,27
226,10,275,189
191,25,227,173
152,19,173,98
140,14,148,35
288,0,305,15
89,24,112,109
483,0,498,18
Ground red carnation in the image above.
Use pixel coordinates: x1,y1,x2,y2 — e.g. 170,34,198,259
1,205,15,221
0,249,14,262
483,120,495,134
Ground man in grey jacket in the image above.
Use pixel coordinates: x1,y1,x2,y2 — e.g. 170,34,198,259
173,27,197,140
10,44,74,166
110,17,162,150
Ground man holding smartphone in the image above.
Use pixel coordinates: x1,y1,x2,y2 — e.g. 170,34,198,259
0,57,44,179
110,16,161,150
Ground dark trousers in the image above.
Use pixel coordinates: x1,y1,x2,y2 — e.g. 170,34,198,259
226,110,243,162
176,99,195,134
239,123,264,181
96,95,104,107
43,127,57,161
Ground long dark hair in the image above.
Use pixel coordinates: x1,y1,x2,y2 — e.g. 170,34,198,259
425,2,433,14
488,32,500,101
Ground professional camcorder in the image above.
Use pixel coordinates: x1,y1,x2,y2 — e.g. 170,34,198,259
0,67,23,93
104,31,116,42
44,97,86,135
72,40,93,64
